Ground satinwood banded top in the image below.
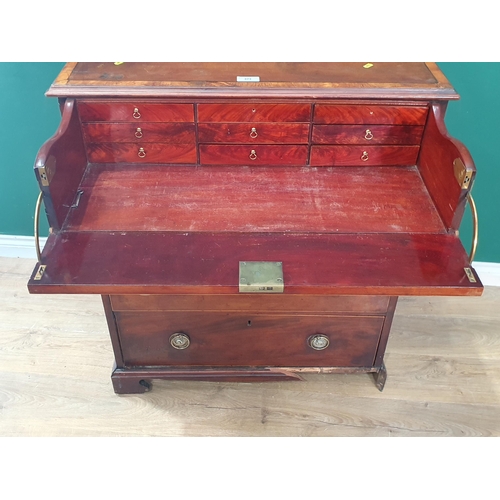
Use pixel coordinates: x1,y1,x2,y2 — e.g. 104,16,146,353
46,62,458,100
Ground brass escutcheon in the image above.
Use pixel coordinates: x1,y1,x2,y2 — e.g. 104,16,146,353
135,127,143,138
138,147,146,158
308,334,330,350
133,107,141,119
361,151,369,162
170,333,190,350
249,149,257,160
250,127,258,138
364,129,373,140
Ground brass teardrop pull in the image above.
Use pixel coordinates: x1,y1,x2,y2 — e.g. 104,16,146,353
135,127,143,138
250,127,258,138
361,151,369,162
249,149,257,160
138,147,146,158
133,107,141,119
364,129,373,140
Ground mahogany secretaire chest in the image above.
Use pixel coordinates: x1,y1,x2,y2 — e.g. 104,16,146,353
28,62,483,394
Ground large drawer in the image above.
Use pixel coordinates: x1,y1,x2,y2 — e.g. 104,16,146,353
116,311,384,367
310,145,420,166
314,104,428,125
87,143,197,163
198,123,310,144
200,145,308,165
198,103,311,122
312,125,424,145
77,102,194,122
82,122,196,143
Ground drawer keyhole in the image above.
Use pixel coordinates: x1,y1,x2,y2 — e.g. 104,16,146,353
247,320,252,327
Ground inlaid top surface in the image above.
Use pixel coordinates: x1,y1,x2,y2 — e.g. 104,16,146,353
47,62,458,99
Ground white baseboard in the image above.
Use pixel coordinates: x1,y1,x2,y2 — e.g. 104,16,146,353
0,235,47,260
1,234,499,286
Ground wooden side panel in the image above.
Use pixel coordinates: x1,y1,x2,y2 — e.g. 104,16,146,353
310,146,419,166
33,99,88,230
418,104,475,230
116,311,384,367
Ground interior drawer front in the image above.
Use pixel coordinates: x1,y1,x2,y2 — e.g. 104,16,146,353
310,145,420,166
312,125,424,145
110,294,391,314
77,102,194,122
82,123,196,143
314,105,428,125
198,104,311,123
87,143,197,163
198,123,310,144
117,312,384,367
200,145,308,165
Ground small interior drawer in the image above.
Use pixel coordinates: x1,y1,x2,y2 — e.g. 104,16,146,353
198,123,310,144
314,105,428,125
82,122,196,143
197,103,311,122
310,145,420,166
77,102,195,122
312,125,424,145
200,144,308,165
86,143,197,163
116,311,384,367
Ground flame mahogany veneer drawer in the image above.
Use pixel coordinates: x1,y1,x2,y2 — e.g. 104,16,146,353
198,123,310,144
312,125,424,145
197,103,311,123
310,145,420,166
314,105,428,125
82,122,196,143
77,102,195,122
116,311,385,367
200,145,308,165
87,143,197,163
110,294,391,314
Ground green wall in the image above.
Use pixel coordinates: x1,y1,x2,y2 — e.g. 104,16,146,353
1,62,498,263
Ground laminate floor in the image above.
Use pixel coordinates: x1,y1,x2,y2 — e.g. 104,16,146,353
1,257,499,437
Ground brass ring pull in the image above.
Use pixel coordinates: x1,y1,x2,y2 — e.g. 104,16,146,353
361,151,369,162
467,193,478,262
170,333,190,350
138,147,146,158
133,107,141,119
34,191,43,263
250,127,258,138
135,127,143,138
308,334,330,351
249,149,257,160
364,129,373,140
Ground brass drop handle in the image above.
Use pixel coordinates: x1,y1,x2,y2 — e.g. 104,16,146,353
34,191,44,263
364,129,373,140
135,127,143,138
138,147,146,158
250,127,258,139
170,333,190,350
249,149,257,160
308,334,330,350
133,107,141,119
361,151,369,162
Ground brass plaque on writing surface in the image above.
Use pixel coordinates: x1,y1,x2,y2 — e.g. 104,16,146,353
239,261,284,293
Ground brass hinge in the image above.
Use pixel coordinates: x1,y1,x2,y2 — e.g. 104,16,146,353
464,267,477,283
34,264,47,281
37,166,49,187
239,261,284,293
453,158,473,190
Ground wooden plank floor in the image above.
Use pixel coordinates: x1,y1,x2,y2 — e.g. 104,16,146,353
1,256,499,436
